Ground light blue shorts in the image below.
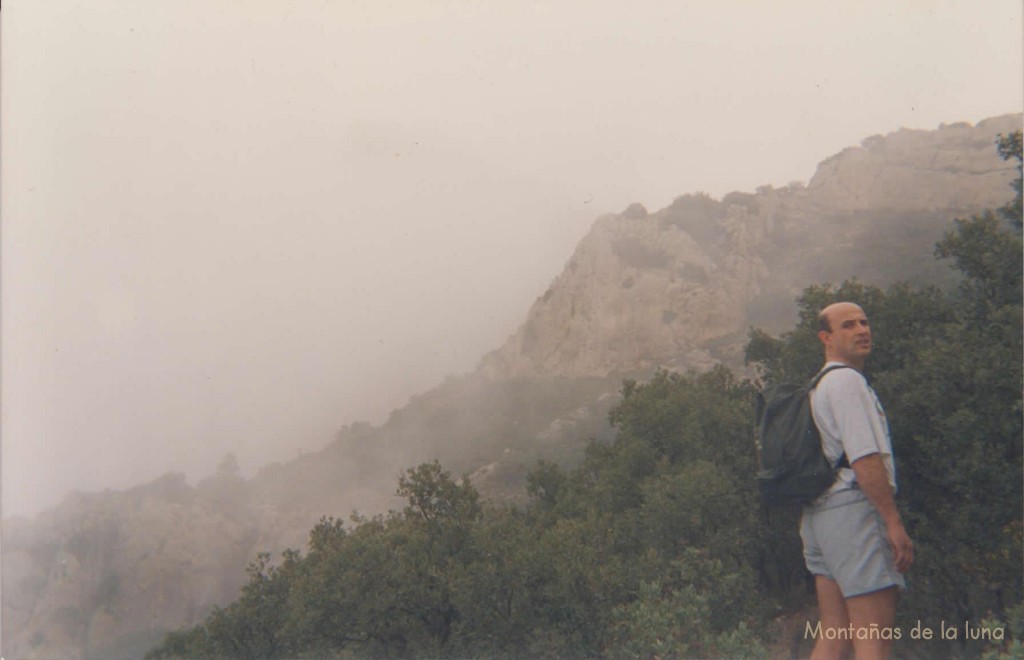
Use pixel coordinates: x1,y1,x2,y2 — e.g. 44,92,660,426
800,488,906,598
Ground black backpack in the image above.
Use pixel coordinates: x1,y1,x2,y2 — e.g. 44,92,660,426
755,365,851,507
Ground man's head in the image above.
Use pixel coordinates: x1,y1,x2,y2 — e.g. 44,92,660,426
818,302,872,369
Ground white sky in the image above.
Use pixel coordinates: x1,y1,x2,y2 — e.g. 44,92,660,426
2,1,1022,518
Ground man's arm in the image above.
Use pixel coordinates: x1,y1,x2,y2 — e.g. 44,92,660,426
851,453,913,573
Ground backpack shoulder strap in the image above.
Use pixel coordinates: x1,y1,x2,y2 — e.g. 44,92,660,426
808,364,855,390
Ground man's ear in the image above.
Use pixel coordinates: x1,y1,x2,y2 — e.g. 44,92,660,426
818,330,830,347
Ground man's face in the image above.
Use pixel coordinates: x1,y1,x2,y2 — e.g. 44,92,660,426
820,304,872,366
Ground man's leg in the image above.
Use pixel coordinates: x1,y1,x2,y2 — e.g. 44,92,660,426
811,575,852,660
845,585,898,660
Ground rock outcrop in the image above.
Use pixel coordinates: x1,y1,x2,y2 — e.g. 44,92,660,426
480,114,1019,379
808,117,1019,211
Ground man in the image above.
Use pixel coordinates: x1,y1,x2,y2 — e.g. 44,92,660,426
801,302,913,660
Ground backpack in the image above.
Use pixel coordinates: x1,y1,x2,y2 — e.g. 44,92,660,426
755,365,851,507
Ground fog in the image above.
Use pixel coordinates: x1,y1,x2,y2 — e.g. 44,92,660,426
2,1,1021,518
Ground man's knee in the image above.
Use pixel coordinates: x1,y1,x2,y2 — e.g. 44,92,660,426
811,636,853,660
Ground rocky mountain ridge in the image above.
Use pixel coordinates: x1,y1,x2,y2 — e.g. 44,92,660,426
480,115,1018,381
3,113,1020,659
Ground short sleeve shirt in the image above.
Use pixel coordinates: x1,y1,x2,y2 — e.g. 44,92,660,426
810,361,896,498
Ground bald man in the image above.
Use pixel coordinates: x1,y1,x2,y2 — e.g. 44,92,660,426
801,302,913,660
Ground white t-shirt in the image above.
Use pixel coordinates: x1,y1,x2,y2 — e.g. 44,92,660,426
810,361,897,498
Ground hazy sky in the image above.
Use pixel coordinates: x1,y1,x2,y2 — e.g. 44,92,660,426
2,1,1022,518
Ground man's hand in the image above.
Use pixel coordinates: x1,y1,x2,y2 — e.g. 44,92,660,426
886,519,914,573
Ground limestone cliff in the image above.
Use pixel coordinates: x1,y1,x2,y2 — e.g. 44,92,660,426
808,117,1019,211
479,114,1020,380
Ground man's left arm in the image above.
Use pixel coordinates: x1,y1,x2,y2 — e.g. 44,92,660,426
851,454,914,573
